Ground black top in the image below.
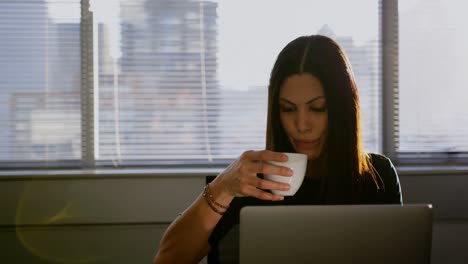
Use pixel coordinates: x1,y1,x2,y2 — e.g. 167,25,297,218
207,153,402,264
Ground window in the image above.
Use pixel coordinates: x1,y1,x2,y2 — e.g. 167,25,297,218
94,0,380,166
398,0,468,153
0,0,466,170
0,0,81,165
392,0,468,165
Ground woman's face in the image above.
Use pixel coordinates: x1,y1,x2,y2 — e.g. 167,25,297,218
279,73,328,160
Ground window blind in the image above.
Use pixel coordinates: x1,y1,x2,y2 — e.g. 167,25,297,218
398,0,468,153
0,0,81,163
95,0,381,164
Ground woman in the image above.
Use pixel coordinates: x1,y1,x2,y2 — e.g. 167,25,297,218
154,35,402,264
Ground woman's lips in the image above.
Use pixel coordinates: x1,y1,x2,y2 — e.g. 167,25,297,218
294,139,320,148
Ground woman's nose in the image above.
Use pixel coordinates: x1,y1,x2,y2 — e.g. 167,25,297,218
296,109,311,133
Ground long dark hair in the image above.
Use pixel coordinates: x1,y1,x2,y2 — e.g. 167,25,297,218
265,35,382,203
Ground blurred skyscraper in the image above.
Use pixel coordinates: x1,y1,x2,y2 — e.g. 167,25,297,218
98,0,219,160
0,1,81,161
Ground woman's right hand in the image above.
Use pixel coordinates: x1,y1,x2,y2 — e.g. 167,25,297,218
212,150,293,201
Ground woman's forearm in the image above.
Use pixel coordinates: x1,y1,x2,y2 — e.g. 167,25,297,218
154,181,235,263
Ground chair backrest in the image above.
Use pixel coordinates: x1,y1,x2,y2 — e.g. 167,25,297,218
206,175,216,184
205,175,241,264
205,175,220,263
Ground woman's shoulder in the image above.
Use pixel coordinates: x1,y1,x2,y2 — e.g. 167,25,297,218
367,153,396,173
367,153,398,181
366,153,403,204
368,152,392,164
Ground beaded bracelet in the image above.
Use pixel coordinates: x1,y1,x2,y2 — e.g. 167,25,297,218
204,183,229,209
203,183,229,215
203,193,225,215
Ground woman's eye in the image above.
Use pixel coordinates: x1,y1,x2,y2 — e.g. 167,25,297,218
280,107,294,112
310,107,326,113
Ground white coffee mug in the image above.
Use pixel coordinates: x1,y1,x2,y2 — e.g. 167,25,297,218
264,152,307,196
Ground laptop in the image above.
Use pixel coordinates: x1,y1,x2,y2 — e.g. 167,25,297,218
239,204,433,264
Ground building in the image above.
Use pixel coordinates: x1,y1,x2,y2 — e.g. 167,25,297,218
98,0,219,161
